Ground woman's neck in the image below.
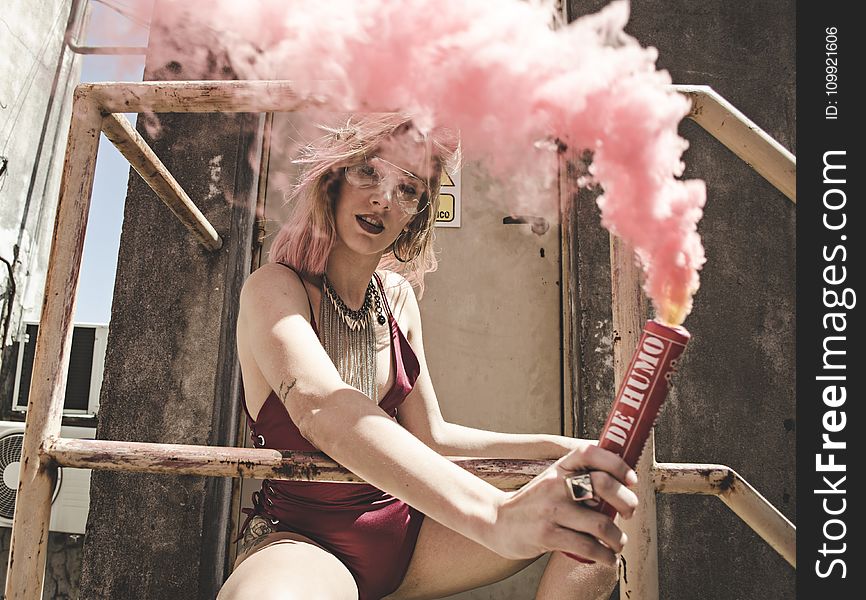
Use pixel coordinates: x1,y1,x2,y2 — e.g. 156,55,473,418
324,243,382,310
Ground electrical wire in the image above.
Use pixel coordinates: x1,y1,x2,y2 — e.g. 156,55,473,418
0,256,15,348
0,156,8,193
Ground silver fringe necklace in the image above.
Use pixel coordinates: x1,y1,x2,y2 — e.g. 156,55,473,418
319,273,387,403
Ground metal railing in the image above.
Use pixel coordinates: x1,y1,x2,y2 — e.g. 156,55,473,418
675,84,796,202
5,80,795,600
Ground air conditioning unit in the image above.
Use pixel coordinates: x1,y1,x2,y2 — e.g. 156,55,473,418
12,322,107,417
0,421,94,534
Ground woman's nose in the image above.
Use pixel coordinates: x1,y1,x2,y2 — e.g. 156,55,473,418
370,185,394,208
370,169,399,206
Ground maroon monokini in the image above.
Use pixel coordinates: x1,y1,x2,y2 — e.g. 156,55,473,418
239,269,424,600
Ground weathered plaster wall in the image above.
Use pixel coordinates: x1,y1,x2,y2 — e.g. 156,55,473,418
568,1,796,598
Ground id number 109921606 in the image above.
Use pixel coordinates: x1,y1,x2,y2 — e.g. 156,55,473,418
825,27,839,119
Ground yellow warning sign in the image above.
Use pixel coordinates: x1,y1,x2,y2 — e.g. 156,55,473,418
435,166,460,227
436,194,455,223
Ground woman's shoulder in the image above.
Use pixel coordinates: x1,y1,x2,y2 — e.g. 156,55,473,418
376,269,416,304
376,269,413,292
244,261,306,289
240,263,314,316
376,269,421,328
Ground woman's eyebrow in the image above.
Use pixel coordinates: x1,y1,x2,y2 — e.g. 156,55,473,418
374,156,427,183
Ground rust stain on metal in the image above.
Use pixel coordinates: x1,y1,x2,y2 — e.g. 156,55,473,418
654,470,674,491
88,452,117,463
235,460,263,475
718,469,736,493
274,456,321,480
689,97,704,117
154,457,197,468
621,555,631,598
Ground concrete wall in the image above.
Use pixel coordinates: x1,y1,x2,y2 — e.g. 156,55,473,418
0,1,86,598
567,1,795,598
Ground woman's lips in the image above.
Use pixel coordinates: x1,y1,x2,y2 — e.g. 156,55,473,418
356,214,384,234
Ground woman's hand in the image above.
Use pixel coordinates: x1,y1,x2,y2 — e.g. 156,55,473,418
483,444,638,565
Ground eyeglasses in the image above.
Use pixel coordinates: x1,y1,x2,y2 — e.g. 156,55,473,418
343,157,430,216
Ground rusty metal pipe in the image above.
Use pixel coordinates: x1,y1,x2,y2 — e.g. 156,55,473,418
45,437,552,492
85,82,797,205
653,462,796,568
64,0,147,55
674,84,796,202
5,93,103,600
67,42,148,55
82,81,797,206
100,112,222,251
81,81,324,114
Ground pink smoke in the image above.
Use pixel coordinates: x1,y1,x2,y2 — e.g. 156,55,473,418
114,0,707,324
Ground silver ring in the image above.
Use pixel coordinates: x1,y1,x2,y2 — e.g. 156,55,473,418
564,472,595,503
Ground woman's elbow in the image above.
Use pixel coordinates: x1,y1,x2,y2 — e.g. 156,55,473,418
422,420,453,454
284,391,332,448
291,388,368,450
292,406,321,446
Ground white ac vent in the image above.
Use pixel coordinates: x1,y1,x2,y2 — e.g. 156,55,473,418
12,322,107,417
0,422,94,534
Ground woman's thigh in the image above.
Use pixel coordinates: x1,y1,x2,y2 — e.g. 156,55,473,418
384,516,540,600
386,517,616,600
218,529,359,600
534,551,617,600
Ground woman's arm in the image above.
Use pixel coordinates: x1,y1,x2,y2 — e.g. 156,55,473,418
240,266,501,545
240,265,636,563
432,424,587,460
390,274,587,461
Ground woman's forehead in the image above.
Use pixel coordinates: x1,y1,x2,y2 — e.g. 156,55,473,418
375,131,438,180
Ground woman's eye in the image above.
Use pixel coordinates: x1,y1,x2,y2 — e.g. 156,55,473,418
398,183,418,198
358,164,377,178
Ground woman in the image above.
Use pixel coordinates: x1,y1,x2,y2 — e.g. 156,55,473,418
218,114,639,600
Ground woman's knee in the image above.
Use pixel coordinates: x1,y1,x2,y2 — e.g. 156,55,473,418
218,578,290,600
535,552,617,600
218,538,359,600
220,571,358,600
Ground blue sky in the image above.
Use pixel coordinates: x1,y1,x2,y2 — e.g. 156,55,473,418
73,1,149,323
